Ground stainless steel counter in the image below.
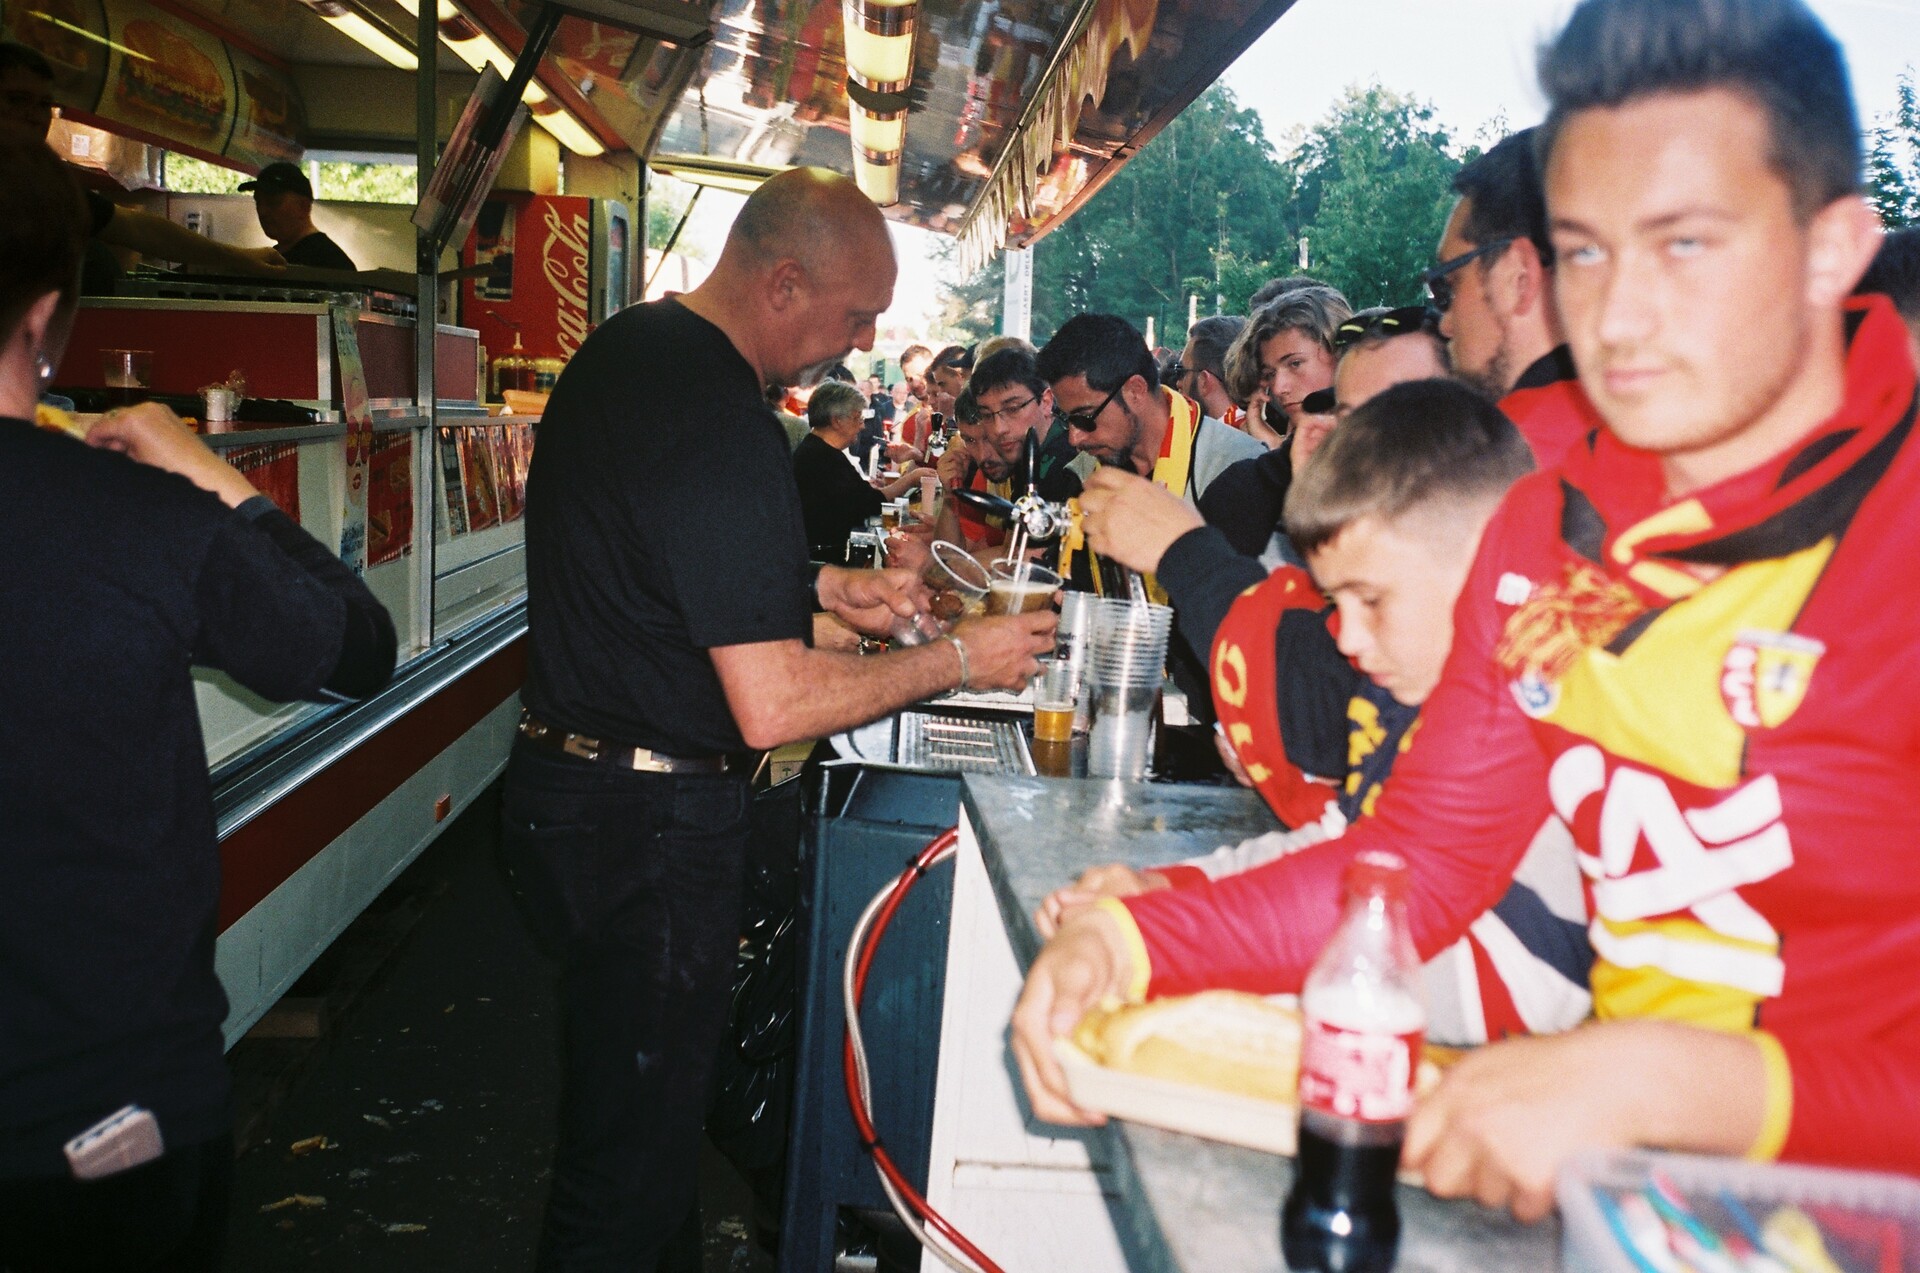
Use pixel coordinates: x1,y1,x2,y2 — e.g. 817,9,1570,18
957,773,1562,1272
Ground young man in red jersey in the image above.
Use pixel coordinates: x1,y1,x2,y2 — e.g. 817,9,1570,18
1013,0,1907,1221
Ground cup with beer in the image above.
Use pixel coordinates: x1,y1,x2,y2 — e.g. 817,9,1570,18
102,350,152,407
1032,657,1079,745
986,560,1061,617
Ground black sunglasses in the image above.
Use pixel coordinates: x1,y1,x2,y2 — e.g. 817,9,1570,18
1331,305,1439,352
1420,238,1514,313
1063,381,1124,431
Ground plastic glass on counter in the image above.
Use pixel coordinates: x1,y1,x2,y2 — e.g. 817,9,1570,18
1084,598,1173,778
1558,1148,1920,1273
1032,658,1079,743
101,349,152,407
1057,591,1097,732
203,388,238,432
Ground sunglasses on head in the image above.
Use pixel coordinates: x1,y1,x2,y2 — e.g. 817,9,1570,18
1063,381,1123,431
1331,305,1439,352
1420,238,1514,313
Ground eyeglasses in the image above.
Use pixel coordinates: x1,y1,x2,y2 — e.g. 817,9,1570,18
974,393,1040,425
1331,305,1439,351
1063,382,1123,432
1420,238,1514,313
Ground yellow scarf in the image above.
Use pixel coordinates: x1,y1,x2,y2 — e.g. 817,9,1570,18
1062,388,1199,604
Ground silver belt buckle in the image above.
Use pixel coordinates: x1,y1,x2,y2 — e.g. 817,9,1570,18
560,734,603,762
627,748,678,774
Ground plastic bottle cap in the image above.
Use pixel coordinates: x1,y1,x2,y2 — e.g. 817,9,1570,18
1344,849,1410,900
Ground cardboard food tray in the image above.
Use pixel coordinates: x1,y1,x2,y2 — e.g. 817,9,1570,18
1054,1037,1301,1156
1055,1035,1461,1172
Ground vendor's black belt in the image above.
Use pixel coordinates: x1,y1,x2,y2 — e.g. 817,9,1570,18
518,710,751,774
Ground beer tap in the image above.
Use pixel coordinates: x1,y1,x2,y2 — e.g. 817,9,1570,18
950,428,1075,543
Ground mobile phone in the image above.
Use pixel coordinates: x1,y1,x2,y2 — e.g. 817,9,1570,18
64,1105,165,1181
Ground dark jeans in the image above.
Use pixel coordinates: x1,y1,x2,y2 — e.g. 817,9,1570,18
500,738,751,1273
0,1133,231,1273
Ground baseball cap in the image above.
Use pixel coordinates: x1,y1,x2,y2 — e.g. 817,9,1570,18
238,161,312,199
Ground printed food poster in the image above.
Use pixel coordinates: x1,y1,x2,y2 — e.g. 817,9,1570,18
226,46,303,169
227,442,301,520
97,0,237,156
457,429,500,532
330,305,372,572
368,432,413,567
437,427,468,537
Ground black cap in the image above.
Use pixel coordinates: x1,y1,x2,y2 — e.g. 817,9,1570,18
238,161,312,199
1300,387,1337,415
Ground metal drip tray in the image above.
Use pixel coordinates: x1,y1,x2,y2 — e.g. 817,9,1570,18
894,711,1035,775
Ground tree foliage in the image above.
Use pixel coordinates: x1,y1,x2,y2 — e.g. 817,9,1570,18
940,81,1464,341
941,84,1293,345
1866,68,1919,229
1290,86,1463,308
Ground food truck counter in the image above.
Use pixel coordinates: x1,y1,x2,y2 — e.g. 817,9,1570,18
921,774,1560,1272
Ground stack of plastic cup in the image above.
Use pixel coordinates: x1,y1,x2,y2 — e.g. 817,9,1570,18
1056,592,1096,731
1084,598,1173,778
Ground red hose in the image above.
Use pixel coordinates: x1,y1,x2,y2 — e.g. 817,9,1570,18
843,827,1008,1273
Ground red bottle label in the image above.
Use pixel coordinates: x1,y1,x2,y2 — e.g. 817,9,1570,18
1297,1020,1422,1123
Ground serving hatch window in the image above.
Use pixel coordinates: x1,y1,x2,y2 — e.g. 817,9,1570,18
163,152,418,204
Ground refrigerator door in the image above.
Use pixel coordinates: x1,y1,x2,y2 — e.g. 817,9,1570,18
592,198,631,323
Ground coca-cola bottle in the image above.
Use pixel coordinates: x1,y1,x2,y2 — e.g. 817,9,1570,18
1282,850,1425,1273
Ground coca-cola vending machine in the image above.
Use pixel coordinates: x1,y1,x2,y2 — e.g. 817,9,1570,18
462,194,631,398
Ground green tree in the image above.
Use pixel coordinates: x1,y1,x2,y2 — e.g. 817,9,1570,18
939,81,1469,341
647,172,705,256
1290,85,1462,308
940,83,1294,345
1866,68,1919,229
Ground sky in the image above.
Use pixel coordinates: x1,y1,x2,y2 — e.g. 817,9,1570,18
657,0,1920,338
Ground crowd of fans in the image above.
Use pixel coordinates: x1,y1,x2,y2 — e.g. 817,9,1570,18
6,0,1920,1265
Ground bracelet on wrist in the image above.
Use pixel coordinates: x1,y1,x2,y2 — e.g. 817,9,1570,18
941,631,971,691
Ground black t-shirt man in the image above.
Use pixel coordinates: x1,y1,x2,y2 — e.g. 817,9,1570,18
0,422,395,1177
283,231,355,271
793,431,883,563
522,298,814,756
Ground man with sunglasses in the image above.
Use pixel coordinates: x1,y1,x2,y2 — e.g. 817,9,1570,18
1036,314,1262,513
1428,128,1604,469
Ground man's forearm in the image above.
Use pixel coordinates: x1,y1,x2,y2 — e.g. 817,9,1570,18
716,638,960,749
1612,1020,1768,1157
102,208,267,274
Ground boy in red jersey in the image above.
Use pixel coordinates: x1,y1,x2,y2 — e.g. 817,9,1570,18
1013,0,1908,1220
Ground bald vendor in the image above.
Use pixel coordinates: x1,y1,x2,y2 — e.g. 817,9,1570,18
503,167,1055,1269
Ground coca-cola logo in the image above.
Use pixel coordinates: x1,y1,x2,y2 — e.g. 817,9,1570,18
541,203,591,357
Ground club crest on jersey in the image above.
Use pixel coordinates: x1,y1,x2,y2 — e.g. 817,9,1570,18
1721,630,1825,730
1510,673,1559,718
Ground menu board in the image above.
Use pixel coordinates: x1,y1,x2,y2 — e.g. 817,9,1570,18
225,45,303,169
1,0,111,116
95,0,237,156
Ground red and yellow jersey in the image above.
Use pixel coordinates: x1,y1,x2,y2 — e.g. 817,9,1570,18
1117,298,1920,1172
1499,345,1604,472
1208,565,1345,830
